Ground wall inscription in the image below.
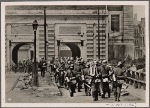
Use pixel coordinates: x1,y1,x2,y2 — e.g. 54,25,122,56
11,25,33,34
59,26,81,34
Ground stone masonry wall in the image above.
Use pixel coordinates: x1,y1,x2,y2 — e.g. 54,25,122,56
123,5,134,59
123,5,134,40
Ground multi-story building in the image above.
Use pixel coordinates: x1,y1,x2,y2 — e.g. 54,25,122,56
139,18,145,58
133,14,145,59
133,14,140,59
5,5,134,70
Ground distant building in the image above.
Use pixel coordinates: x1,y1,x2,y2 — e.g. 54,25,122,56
5,5,134,70
139,18,145,57
133,14,145,59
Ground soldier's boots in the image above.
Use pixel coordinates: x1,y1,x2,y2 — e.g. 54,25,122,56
117,93,120,101
70,92,74,97
85,91,91,96
92,91,98,101
98,91,101,96
108,93,110,98
101,94,105,98
114,93,120,101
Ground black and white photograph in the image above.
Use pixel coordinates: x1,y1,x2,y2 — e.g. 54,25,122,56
1,1,149,107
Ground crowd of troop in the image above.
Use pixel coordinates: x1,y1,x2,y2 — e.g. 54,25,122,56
48,56,128,101
13,56,128,102
12,59,33,73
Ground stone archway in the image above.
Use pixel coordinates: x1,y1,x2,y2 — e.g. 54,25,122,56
12,43,33,64
65,43,81,59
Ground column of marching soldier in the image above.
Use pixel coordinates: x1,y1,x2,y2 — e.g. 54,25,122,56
49,56,128,101
13,56,127,101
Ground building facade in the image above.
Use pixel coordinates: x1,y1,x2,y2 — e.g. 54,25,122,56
5,5,134,70
133,14,145,59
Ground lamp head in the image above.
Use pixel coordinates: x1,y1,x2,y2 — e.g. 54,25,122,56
32,20,38,31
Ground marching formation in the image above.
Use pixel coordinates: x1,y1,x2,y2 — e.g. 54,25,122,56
49,56,128,101
12,56,128,101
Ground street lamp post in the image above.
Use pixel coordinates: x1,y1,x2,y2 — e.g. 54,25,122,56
57,40,60,58
98,5,100,60
32,20,38,86
44,7,47,66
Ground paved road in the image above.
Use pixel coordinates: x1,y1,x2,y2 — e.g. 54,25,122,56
5,72,145,103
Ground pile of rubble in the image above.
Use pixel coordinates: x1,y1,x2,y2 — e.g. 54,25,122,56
18,73,33,90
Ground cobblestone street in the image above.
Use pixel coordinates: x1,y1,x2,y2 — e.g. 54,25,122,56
5,72,145,103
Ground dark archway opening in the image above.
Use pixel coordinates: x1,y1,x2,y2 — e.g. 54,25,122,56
65,43,81,59
12,43,33,64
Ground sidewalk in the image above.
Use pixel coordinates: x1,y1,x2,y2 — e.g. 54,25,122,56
127,84,146,100
36,72,61,96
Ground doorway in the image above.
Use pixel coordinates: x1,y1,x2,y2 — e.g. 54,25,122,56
12,43,33,64
59,43,81,59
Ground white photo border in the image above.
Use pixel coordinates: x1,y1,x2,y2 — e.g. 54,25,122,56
1,1,149,107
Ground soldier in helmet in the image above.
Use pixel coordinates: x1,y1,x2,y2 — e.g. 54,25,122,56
96,60,102,96
39,57,47,77
74,60,82,92
23,59,27,73
18,60,23,73
82,62,92,96
112,61,126,101
98,60,111,98
64,60,71,89
53,58,60,83
65,63,77,97
59,60,65,87
49,57,55,73
90,60,101,101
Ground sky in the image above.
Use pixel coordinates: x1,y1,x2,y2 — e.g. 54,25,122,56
133,5,145,21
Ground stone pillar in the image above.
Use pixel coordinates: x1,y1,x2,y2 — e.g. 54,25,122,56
80,43,84,59
82,25,87,60
36,27,39,61
105,16,109,62
55,39,59,58
93,24,96,60
6,24,12,71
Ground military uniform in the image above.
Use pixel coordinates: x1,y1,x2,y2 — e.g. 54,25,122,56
113,62,125,101
39,58,47,77
74,62,82,92
91,73,101,101
18,61,23,72
82,65,92,96
50,57,55,73
63,61,71,89
58,69,64,87
90,61,101,101
23,60,27,73
98,60,111,98
53,59,60,83
65,65,77,97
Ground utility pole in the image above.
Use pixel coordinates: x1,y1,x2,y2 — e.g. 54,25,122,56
44,7,47,68
98,6,100,60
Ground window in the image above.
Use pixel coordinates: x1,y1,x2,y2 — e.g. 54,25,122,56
111,15,120,32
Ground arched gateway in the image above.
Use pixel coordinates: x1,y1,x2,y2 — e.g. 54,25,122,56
11,42,34,64
59,43,81,59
